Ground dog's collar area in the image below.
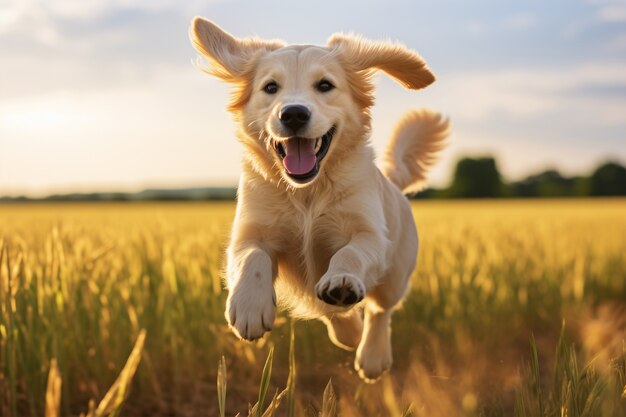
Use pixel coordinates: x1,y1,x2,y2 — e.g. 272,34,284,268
272,126,336,184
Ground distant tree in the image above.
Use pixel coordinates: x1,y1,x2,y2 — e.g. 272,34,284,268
409,187,446,199
447,157,504,198
571,176,590,196
109,193,130,201
512,170,579,197
589,162,626,196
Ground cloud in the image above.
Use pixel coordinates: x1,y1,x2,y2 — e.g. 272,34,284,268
2,0,211,23
465,11,537,37
1,0,624,194
584,0,626,22
0,0,217,44
0,66,242,195
596,5,626,22
367,59,626,185
434,62,626,124
0,0,210,100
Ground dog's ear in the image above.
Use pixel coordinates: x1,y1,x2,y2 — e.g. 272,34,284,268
328,34,435,90
190,17,284,81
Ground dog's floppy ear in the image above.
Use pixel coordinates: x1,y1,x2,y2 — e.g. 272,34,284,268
328,34,435,90
190,17,284,81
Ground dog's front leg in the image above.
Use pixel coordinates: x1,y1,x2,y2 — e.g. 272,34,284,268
315,231,387,307
225,242,276,341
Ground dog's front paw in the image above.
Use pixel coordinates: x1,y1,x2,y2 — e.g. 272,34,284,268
225,286,276,341
315,273,365,307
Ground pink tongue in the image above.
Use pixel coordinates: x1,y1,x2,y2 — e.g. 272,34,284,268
283,138,317,175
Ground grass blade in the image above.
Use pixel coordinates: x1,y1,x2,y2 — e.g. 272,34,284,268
218,356,227,417
286,321,297,417
45,359,62,417
95,329,147,417
401,403,414,417
256,347,274,417
529,333,544,416
320,379,337,417
261,388,287,417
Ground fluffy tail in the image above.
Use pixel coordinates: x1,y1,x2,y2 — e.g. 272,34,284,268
381,109,450,194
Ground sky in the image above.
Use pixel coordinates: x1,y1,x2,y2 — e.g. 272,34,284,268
0,0,625,197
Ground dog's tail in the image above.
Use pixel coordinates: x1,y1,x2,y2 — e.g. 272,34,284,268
381,109,450,194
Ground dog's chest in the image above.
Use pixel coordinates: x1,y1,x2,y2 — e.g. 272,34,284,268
273,205,351,283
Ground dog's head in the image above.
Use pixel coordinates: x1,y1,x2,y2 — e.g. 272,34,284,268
191,18,435,188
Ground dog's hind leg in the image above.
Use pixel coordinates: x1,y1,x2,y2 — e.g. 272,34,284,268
354,306,393,382
320,309,363,351
354,262,413,382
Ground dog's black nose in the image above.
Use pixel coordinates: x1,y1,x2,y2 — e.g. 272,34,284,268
279,105,311,133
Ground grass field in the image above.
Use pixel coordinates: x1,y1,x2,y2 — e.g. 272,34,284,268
1,199,625,417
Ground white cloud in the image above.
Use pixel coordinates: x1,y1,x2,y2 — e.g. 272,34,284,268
2,0,213,22
0,1,22,27
465,12,537,37
2,60,624,194
432,62,626,123
0,93,96,132
0,0,59,43
584,0,626,22
0,0,218,44
367,60,626,185
1,0,624,194
597,5,626,22
44,0,213,19
0,66,241,195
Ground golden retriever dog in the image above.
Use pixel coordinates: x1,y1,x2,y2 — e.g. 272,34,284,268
190,17,449,382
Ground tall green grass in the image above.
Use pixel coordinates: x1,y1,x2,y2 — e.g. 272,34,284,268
515,326,626,417
1,200,625,416
176,323,626,417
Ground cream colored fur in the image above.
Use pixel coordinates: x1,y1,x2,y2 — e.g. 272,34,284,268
190,17,449,382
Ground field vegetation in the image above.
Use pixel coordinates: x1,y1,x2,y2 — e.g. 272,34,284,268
1,200,625,416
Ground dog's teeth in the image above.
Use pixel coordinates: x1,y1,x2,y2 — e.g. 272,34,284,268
315,138,321,153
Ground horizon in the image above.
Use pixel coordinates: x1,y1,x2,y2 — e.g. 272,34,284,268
2,155,621,199
1,156,622,200
1,0,625,197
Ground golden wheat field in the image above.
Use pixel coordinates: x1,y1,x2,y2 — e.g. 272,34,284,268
1,199,625,417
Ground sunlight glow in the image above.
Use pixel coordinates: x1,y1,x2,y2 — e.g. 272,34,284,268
0,98,91,133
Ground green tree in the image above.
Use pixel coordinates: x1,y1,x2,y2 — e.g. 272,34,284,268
589,162,626,196
447,157,504,198
512,170,580,197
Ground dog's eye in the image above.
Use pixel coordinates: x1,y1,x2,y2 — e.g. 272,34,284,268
263,81,279,94
316,79,335,93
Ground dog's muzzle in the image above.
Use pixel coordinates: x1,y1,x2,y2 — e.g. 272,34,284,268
272,126,336,184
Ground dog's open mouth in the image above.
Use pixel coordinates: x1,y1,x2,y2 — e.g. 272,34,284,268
272,126,336,183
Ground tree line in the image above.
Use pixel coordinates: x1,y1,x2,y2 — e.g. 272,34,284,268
417,158,626,199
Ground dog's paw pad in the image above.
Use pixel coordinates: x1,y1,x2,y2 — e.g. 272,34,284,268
321,291,338,305
316,274,365,307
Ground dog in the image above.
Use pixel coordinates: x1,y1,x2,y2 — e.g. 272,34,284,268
190,17,449,382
